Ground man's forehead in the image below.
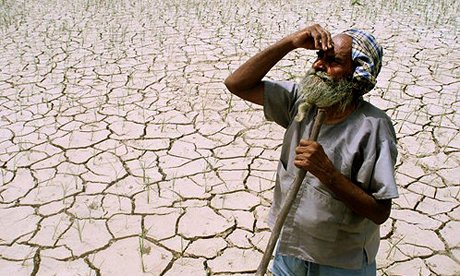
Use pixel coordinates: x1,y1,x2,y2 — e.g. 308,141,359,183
329,34,352,59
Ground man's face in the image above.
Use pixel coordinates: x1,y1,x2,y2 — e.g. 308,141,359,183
294,35,356,122
311,34,354,81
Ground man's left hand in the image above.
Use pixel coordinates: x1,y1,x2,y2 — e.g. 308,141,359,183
294,139,336,184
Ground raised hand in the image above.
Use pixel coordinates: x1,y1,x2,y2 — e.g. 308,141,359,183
287,24,333,51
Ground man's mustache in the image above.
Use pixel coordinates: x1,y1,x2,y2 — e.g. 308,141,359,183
305,69,333,82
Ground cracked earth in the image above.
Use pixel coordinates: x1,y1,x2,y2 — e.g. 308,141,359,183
0,0,458,275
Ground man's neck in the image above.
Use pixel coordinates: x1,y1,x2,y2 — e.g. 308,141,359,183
323,102,358,125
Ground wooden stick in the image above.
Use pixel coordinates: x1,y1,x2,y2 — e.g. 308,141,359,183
255,108,327,276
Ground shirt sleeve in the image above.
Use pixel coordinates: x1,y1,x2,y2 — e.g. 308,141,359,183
356,119,399,200
263,79,299,129
370,139,399,199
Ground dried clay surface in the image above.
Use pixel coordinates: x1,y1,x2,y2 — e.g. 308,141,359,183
0,0,458,275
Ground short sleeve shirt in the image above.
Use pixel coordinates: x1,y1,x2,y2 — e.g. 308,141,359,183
263,79,399,269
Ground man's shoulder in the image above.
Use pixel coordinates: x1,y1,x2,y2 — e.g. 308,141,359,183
357,100,393,122
264,79,298,93
355,100,396,139
263,79,301,129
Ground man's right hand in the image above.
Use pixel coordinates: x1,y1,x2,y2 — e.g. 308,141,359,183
286,24,333,51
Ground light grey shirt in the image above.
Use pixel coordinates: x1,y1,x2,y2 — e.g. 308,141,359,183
264,80,399,269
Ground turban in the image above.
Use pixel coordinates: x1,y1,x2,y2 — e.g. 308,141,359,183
342,29,383,94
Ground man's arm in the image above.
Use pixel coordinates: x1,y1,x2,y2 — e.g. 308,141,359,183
224,24,333,106
295,140,392,224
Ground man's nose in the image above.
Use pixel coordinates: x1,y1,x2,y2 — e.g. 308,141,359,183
312,60,326,72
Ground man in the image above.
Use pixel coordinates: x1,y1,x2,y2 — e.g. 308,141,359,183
224,24,398,275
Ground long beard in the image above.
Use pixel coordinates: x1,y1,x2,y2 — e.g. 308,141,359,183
294,69,356,122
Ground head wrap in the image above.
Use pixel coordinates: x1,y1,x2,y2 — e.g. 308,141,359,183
342,29,383,94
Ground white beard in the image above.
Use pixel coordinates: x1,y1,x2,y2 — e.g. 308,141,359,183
294,69,355,122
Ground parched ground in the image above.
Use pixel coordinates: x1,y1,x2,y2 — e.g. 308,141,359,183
0,0,458,275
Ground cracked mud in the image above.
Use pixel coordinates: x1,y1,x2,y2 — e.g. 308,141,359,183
0,0,458,275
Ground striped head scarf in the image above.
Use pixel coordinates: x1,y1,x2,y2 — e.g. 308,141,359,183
342,29,383,94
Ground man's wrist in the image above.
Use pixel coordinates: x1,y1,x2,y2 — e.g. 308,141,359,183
324,168,342,189
277,36,297,53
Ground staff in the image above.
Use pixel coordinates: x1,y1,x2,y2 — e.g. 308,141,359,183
256,108,326,276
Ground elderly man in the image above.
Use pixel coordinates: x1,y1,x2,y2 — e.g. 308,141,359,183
224,24,398,275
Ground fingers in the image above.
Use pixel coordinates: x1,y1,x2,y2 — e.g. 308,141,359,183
295,140,323,163
298,139,316,147
323,27,333,49
295,140,318,156
289,24,333,50
310,24,333,50
294,140,335,180
294,158,309,169
294,141,329,175
294,148,318,171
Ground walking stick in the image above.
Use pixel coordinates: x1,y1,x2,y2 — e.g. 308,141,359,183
256,108,327,276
